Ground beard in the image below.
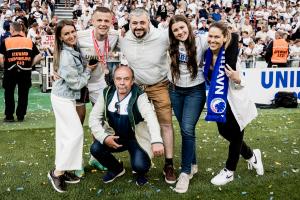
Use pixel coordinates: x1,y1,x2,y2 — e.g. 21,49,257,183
133,28,147,38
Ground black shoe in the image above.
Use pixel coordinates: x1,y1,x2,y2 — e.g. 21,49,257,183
47,170,67,193
136,174,148,186
102,163,125,183
63,171,80,184
3,117,15,122
17,116,24,122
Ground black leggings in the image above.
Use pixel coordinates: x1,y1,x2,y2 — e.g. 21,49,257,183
217,104,253,171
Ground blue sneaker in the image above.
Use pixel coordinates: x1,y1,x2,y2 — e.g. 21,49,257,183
89,157,107,171
103,166,125,183
135,174,148,186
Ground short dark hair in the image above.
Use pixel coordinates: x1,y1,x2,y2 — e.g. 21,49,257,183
92,7,112,16
11,21,22,32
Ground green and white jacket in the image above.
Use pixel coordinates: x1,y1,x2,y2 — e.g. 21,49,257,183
89,84,163,159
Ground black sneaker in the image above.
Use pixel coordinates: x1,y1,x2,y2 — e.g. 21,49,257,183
103,164,125,183
47,170,67,193
63,171,80,184
136,174,148,186
3,117,15,122
17,116,24,122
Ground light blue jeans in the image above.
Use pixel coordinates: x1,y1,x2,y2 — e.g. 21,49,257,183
169,82,206,174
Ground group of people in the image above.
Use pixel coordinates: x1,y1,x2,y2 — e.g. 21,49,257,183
46,6,264,194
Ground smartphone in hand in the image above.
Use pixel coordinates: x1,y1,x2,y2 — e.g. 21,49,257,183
89,58,98,65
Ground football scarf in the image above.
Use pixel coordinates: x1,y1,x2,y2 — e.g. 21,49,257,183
203,46,228,123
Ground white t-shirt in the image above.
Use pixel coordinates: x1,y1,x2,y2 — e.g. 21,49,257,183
77,28,119,92
167,36,207,87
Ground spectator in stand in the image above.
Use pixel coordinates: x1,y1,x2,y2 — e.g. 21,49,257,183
80,9,91,30
0,20,11,47
256,26,268,42
49,15,58,29
267,25,276,40
198,17,209,35
211,7,221,22
27,22,39,43
166,0,175,16
198,3,209,19
73,0,83,18
72,15,83,31
241,18,253,36
268,9,277,28
157,0,167,21
15,9,28,28
289,39,300,67
65,0,72,8
31,0,40,12
240,30,252,47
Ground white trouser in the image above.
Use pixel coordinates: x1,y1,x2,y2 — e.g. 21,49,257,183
51,94,83,171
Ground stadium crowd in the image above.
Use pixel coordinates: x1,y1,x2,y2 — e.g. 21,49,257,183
0,0,299,66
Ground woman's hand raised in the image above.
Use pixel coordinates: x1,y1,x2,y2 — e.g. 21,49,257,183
225,64,241,84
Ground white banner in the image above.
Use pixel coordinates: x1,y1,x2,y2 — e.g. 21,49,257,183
41,35,55,49
243,67,300,104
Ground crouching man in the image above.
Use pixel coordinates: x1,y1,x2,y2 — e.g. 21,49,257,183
89,65,164,186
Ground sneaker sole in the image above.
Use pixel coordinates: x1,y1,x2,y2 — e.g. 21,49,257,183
65,179,80,184
163,171,176,184
47,172,66,193
210,177,234,186
135,180,148,186
103,169,126,184
173,188,188,193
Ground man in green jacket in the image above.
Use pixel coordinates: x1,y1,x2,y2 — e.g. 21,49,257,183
89,65,164,186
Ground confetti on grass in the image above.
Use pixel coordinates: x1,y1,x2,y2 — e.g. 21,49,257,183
16,187,24,191
96,189,103,196
241,191,247,195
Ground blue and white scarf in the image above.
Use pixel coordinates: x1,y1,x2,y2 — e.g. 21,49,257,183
203,46,229,123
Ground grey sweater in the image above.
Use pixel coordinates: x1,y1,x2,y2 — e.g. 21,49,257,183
119,26,169,85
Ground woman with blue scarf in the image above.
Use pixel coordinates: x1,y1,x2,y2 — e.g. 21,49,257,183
168,15,207,193
204,22,264,186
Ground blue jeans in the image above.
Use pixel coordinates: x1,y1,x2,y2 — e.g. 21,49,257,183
169,82,206,174
90,138,150,175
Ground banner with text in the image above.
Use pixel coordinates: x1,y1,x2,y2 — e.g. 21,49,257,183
243,67,300,104
41,35,55,49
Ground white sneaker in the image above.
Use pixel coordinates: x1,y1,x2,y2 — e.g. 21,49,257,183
247,149,264,175
173,173,190,193
211,168,234,186
189,164,198,179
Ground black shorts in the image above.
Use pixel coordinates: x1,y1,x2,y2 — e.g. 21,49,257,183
76,86,90,104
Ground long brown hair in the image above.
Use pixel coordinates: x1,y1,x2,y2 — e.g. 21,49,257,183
53,20,76,71
168,15,198,83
